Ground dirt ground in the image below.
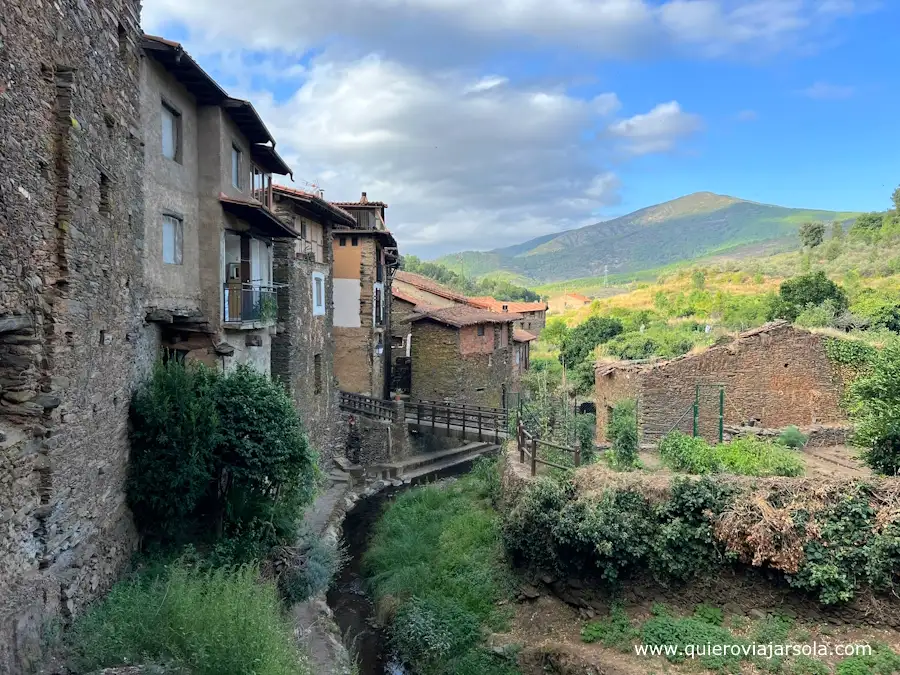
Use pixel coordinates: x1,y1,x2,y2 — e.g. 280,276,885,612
494,593,900,675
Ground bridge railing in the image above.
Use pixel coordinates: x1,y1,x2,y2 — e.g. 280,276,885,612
516,418,581,476
405,399,508,443
339,391,398,422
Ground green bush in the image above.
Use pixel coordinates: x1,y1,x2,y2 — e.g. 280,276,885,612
273,527,343,604
67,561,308,675
836,644,900,675
794,299,840,328
580,604,638,650
659,432,804,477
128,362,317,561
847,340,900,474
641,605,746,670
559,316,624,367
777,426,808,448
773,271,848,321
608,399,638,468
391,596,481,673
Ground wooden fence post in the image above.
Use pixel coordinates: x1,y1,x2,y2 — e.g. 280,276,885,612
574,443,581,467
530,437,537,476
518,419,524,463
461,404,466,439
478,410,483,442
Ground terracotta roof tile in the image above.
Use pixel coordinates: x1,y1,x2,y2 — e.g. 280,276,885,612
410,305,522,328
273,184,357,226
394,271,471,304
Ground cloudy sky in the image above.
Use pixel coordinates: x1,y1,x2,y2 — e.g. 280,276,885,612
142,0,898,259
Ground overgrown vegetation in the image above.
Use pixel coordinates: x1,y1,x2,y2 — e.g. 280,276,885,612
67,560,309,675
128,361,317,562
659,431,805,477
502,466,900,606
364,459,519,675
607,399,638,468
845,340,900,475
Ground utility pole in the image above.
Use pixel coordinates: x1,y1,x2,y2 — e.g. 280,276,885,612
604,264,608,287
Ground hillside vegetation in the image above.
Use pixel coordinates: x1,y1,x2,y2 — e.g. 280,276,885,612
435,192,858,282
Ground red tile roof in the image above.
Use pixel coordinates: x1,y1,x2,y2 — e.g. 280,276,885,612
332,191,388,208
566,293,591,303
410,305,522,328
513,329,538,342
392,287,439,310
467,296,547,313
394,271,471,304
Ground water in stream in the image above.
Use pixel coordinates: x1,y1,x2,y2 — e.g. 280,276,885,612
326,460,482,675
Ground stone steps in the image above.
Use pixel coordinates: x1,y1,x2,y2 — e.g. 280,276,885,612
367,442,497,480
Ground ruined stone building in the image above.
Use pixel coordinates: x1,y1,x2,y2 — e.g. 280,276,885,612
270,185,360,465
330,193,398,399
140,35,297,373
1,0,145,668
410,306,519,408
512,328,537,380
469,297,548,333
593,322,850,445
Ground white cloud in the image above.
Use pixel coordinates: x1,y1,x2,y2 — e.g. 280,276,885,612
142,0,870,63
237,56,636,255
799,81,855,99
608,101,702,155
465,76,509,94
734,109,759,122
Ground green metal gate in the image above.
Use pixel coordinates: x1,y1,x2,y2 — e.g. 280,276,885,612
692,384,725,443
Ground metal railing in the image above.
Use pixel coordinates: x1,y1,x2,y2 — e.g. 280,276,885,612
339,391,398,421
223,282,279,324
516,418,581,476
405,400,508,443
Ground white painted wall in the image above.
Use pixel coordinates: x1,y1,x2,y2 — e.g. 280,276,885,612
334,278,362,328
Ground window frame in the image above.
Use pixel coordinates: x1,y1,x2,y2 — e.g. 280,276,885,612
477,324,486,337
312,271,326,316
160,100,182,163
162,213,184,265
231,143,242,189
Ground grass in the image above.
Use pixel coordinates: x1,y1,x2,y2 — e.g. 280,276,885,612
66,561,309,675
364,459,518,675
581,603,900,674
659,432,805,477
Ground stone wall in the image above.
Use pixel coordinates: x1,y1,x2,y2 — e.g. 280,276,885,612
595,324,849,445
272,235,341,470
411,321,512,408
593,366,641,444
0,1,144,670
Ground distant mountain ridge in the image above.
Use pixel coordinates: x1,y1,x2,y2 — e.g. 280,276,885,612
436,192,858,283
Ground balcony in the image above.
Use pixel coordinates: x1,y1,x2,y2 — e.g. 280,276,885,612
223,282,280,327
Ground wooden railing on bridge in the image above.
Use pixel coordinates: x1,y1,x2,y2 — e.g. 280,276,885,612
516,418,581,476
339,391,397,421
405,400,508,443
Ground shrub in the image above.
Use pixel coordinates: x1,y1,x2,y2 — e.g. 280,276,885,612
559,316,623,367
391,596,481,673
794,299,840,328
67,561,308,675
835,644,900,675
580,604,639,650
777,426,808,449
659,432,719,474
128,362,317,561
607,399,638,468
268,527,343,604
848,340,900,474
774,271,848,321
641,606,747,670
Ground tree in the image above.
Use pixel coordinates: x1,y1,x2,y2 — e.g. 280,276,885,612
851,212,884,241
830,221,844,240
849,341,900,474
892,184,900,213
559,316,623,367
799,221,825,248
540,317,568,348
691,269,706,290
772,271,847,321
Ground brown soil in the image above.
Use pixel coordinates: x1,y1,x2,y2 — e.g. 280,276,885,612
801,445,871,479
494,593,900,675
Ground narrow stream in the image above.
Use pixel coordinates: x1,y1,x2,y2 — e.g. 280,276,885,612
326,459,482,675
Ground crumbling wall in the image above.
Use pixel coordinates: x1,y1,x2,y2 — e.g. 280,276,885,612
593,367,641,444
0,0,144,669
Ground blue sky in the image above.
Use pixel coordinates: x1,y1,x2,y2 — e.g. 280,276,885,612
142,0,899,258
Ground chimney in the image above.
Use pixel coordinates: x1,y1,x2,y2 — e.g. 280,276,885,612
360,191,368,204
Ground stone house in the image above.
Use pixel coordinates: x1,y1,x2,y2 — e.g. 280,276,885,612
593,322,850,445
410,306,520,408
140,35,298,374
0,0,145,668
512,328,537,380
330,193,399,398
269,185,359,465
469,297,548,334
547,292,591,314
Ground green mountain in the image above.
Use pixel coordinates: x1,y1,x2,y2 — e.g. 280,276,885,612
436,192,859,283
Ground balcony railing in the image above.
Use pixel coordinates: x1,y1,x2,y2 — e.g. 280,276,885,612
223,282,279,324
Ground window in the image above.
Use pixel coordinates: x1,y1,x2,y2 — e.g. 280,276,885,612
313,354,323,394
231,143,242,188
374,287,384,326
391,335,404,348
299,220,308,239
351,236,358,247
477,324,485,337
312,272,326,316
162,214,183,264
161,102,181,161
339,236,347,247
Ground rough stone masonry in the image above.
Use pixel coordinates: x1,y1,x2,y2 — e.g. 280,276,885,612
0,0,145,670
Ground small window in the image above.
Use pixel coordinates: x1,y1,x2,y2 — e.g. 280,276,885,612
231,143,242,188
477,324,485,337
99,172,111,215
351,236,359,247
339,236,347,247
161,101,181,161
299,220,308,239
313,354,323,394
374,287,383,326
312,272,326,316
162,214,183,264
391,335,404,348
